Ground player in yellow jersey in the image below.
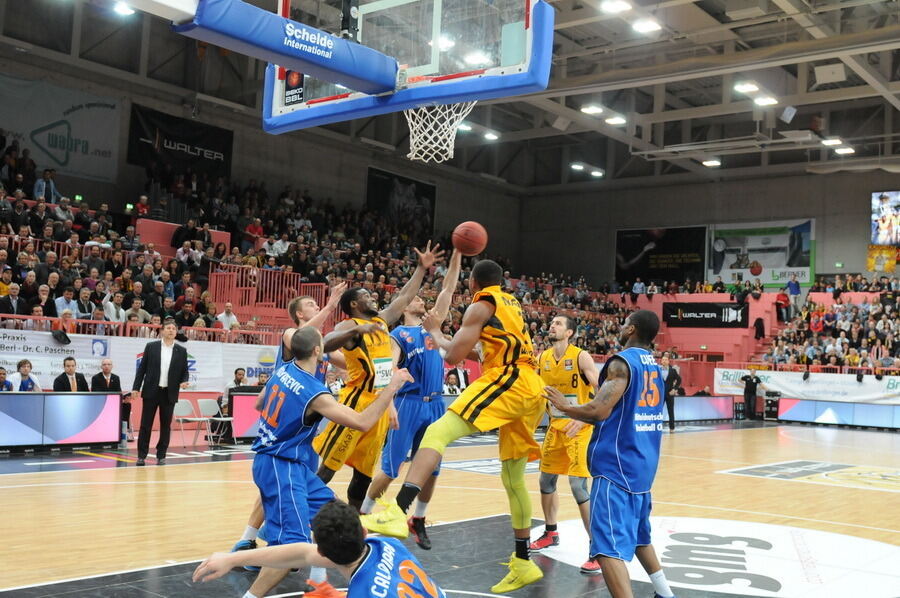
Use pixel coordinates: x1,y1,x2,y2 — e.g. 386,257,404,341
529,315,601,575
361,259,546,594
313,241,444,512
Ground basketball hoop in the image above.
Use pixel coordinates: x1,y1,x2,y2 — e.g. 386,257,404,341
403,101,477,163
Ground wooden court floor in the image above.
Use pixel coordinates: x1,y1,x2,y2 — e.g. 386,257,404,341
1,424,898,591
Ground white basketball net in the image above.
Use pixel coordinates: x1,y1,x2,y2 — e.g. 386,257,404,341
403,101,477,163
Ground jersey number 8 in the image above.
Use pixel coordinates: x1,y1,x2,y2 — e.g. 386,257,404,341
638,371,661,408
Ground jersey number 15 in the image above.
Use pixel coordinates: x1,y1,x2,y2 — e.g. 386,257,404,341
637,371,661,408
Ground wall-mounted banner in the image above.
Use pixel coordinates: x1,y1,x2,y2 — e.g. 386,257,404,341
127,104,233,177
713,367,900,405
663,303,748,328
708,219,814,287
614,226,707,284
0,73,120,183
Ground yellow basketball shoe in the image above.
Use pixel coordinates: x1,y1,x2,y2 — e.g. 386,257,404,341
490,553,544,593
359,500,410,539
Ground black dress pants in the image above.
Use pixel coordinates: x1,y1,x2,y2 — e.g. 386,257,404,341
137,388,176,459
665,394,676,430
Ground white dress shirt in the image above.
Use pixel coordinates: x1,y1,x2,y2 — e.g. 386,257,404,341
158,340,175,388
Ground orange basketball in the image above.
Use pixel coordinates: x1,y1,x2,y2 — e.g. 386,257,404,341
452,221,488,256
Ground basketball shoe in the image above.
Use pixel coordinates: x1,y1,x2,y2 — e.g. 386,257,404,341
491,553,544,593
529,530,559,551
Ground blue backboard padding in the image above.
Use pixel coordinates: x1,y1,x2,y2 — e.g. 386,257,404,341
262,0,554,133
174,0,398,95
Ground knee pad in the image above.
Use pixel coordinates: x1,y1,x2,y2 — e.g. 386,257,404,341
347,469,372,503
501,458,531,529
568,476,590,504
419,411,478,455
539,472,559,495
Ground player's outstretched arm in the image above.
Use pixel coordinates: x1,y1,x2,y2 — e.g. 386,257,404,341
193,544,333,583
379,241,445,326
423,300,492,365
301,281,348,332
311,369,413,431
323,319,381,352
546,357,629,423
431,249,462,322
578,350,602,388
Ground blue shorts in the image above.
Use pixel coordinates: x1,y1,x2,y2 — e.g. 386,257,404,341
380,397,445,479
252,452,335,546
589,476,652,561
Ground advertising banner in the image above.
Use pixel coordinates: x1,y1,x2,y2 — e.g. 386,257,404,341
614,226,707,284
367,167,436,241
870,190,900,245
713,368,900,405
0,330,269,393
708,219,814,287
127,104,233,177
662,303,749,328
0,73,120,183
866,244,897,273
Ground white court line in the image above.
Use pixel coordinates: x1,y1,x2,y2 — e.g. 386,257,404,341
0,513,506,592
23,459,95,465
777,427,900,452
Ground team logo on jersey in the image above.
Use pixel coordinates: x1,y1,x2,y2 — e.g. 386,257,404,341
406,336,414,344
564,359,574,370
544,362,551,370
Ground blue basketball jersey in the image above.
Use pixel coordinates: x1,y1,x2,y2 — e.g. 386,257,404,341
252,361,329,462
391,325,444,399
276,335,329,383
587,347,665,493
348,537,445,598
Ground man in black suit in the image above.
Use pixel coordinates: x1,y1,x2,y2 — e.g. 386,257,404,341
447,363,471,390
0,283,28,319
53,356,90,392
659,353,682,432
132,318,190,466
92,358,127,437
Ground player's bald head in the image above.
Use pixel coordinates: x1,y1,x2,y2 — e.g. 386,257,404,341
290,326,322,360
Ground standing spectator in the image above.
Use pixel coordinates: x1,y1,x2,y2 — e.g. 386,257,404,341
775,288,790,323
131,318,190,466
33,169,61,202
786,274,801,317
53,356,90,392
740,372,763,420
171,218,198,249
216,301,240,329
659,354,682,432
8,359,40,391
0,366,12,391
632,277,647,295
242,217,264,253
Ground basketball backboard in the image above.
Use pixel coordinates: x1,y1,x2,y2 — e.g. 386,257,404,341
263,0,553,133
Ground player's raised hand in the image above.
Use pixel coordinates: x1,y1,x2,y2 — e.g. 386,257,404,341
562,419,586,438
192,552,235,583
421,309,444,333
326,281,348,310
414,240,445,269
543,386,567,410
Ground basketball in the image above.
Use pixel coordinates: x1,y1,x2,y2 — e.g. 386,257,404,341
452,221,488,256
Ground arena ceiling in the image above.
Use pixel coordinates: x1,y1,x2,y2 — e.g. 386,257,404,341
1,0,899,190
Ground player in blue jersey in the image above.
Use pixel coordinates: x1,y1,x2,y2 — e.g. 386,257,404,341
240,325,411,598
359,250,462,549
232,282,350,594
545,310,677,598
194,499,445,598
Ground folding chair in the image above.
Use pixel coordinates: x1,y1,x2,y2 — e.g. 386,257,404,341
172,400,208,447
196,398,234,446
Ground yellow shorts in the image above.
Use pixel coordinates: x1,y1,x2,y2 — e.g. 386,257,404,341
540,419,592,478
449,365,544,462
312,387,390,477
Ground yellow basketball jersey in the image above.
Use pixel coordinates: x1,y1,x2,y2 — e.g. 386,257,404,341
539,344,593,427
474,285,537,370
341,316,393,394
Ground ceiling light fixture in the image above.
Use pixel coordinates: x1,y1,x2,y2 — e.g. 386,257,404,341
834,146,855,155
580,104,604,115
570,163,585,171
591,169,604,177
457,123,472,132
734,81,759,94
600,0,632,14
483,131,499,141
632,19,661,33
114,1,135,15
754,96,778,106
821,137,842,146
702,158,722,167
605,115,626,126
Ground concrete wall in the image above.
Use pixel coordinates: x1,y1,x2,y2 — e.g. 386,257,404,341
520,171,900,283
